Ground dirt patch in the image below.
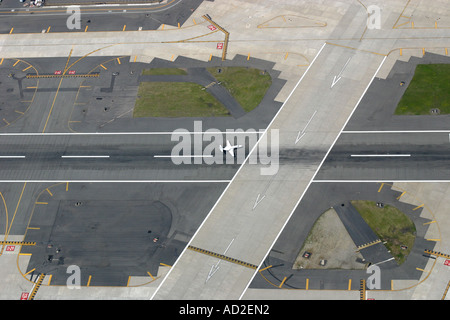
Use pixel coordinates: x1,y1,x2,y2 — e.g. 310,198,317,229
293,208,367,270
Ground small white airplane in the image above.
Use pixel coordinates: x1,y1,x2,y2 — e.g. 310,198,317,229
219,140,243,157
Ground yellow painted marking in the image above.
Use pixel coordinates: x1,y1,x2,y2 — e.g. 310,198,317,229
400,48,403,56
209,54,212,61
160,263,171,267
435,21,438,29
423,220,436,225
47,26,51,33
378,183,384,192
19,253,31,256
66,182,69,192
446,48,448,55
87,275,92,286
413,204,424,211
46,188,53,196
127,276,131,286
305,278,309,290
22,65,32,72
24,268,36,276
348,279,352,290
116,58,121,64
35,202,48,205
3,118,9,125
395,20,411,28
247,53,250,60
27,227,40,230
170,55,174,61
391,280,394,290
122,25,126,31
397,191,406,200
416,268,429,273
259,265,272,272
9,28,13,34
284,52,289,60
133,55,137,62
147,271,155,280
47,275,53,285
42,77,63,133
411,21,414,28
422,48,425,55
4,183,27,241
15,110,24,115
84,25,88,32
100,64,107,70
426,238,441,241
26,86,38,89
161,24,165,30
13,60,20,67
178,22,180,28
193,18,196,24
279,277,287,288
0,58,3,65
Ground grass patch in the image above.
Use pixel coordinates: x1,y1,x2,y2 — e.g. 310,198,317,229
133,82,230,118
395,64,450,115
207,67,272,112
141,68,188,76
351,200,416,265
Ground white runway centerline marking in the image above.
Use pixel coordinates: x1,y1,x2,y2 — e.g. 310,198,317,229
154,155,213,158
0,156,26,158
350,154,411,157
61,155,110,158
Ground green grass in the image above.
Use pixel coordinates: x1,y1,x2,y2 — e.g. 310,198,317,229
351,200,416,265
395,64,450,115
207,67,272,112
141,68,188,76
133,82,230,118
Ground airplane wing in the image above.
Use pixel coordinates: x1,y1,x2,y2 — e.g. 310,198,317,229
226,140,231,148
228,148,234,157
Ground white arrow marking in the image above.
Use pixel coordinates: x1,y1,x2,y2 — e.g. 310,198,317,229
252,193,266,210
331,56,352,88
206,238,235,283
295,110,317,144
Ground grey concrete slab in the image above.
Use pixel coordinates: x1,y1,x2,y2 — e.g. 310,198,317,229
14,181,227,287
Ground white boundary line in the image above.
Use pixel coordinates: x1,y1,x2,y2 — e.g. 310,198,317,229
150,42,328,301
343,130,450,133
313,180,450,183
0,180,230,183
0,132,260,136
239,52,388,300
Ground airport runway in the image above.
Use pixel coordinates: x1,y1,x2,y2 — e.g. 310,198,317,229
151,40,390,299
315,131,450,181
0,133,249,181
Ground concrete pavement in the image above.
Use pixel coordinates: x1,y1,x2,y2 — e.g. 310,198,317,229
1,0,450,301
